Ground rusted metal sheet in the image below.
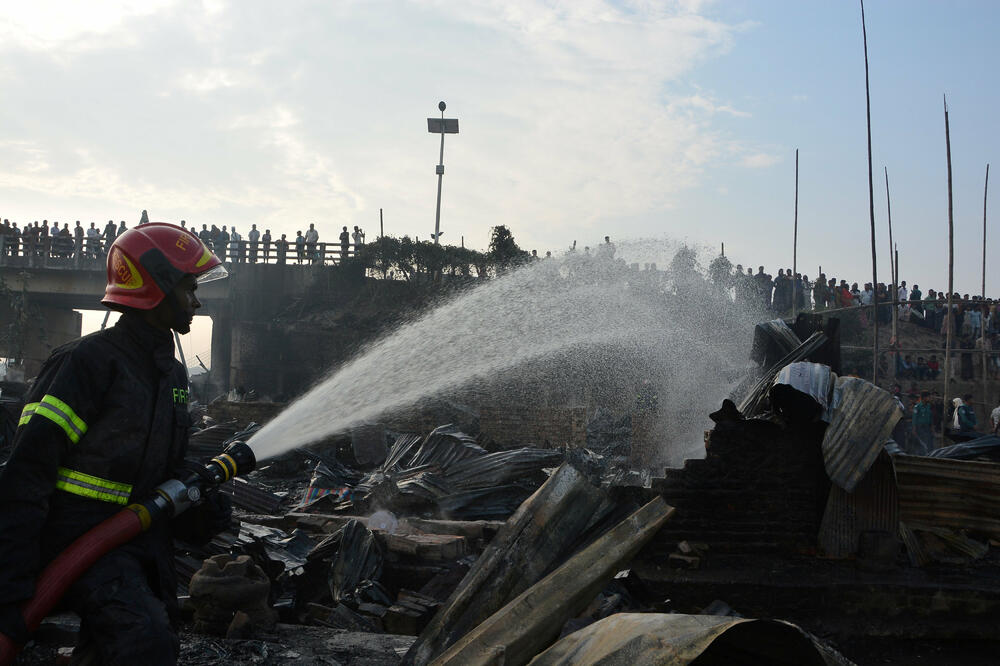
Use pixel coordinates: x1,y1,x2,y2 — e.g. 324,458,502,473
739,331,828,417
773,362,834,411
818,449,899,558
187,421,239,457
529,613,855,666
821,377,901,492
220,477,285,514
751,319,802,366
894,456,1000,538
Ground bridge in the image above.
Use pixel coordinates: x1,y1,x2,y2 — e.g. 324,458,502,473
0,242,357,393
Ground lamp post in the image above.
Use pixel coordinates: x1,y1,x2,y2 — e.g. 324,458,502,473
427,101,459,244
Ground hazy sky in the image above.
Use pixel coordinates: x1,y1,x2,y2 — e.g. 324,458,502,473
2,0,997,300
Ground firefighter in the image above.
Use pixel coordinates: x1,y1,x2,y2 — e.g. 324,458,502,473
0,222,231,664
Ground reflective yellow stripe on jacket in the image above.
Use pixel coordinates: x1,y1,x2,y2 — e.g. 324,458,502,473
55,467,133,505
18,402,38,427
18,394,88,444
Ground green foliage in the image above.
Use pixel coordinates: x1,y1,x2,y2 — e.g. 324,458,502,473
708,254,734,294
708,254,732,283
669,245,699,275
355,229,534,282
488,225,530,272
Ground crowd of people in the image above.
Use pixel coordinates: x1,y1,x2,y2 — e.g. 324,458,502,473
0,217,368,266
730,264,995,328
892,388,999,454
1,219,125,259
731,265,1000,377
193,222,367,265
730,263,1000,452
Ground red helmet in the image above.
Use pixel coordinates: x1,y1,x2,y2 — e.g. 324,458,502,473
102,222,227,310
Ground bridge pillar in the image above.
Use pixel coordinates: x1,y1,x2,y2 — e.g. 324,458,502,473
228,322,286,400
210,309,232,396
17,305,82,378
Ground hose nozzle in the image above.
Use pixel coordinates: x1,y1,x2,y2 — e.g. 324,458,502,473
204,441,257,485
153,441,257,517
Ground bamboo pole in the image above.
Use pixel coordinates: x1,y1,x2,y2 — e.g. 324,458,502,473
861,0,879,383
886,167,897,382
943,95,955,437
982,163,990,416
792,148,799,318
895,245,899,296
886,167,895,286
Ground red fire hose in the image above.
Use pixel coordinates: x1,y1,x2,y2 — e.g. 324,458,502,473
0,441,254,665
0,508,144,663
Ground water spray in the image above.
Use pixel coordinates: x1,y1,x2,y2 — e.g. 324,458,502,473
249,241,759,464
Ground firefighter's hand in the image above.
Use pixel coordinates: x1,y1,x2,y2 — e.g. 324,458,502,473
204,490,233,536
173,490,233,545
0,603,28,644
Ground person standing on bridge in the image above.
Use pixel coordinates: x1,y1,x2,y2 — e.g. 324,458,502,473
57,223,72,258
248,224,260,263
39,223,49,258
261,229,272,263
305,223,319,263
0,222,231,664
86,223,100,259
276,233,288,265
73,222,83,259
295,230,305,264
214,226,225,262
229,226,242,263
339,226,350,263
3,221,20,257
102,220,117,255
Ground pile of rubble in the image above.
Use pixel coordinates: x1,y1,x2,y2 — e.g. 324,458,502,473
15,409,860,664
173,424,704,665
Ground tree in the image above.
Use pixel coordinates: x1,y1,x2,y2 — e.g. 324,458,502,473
488,225,529,272
708,254,734,300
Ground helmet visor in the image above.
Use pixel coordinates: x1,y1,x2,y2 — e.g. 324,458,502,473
196,264,229,284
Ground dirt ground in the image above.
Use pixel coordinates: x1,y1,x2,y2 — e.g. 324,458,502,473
178,626,415,666
14,624,414,665
834,637,999,665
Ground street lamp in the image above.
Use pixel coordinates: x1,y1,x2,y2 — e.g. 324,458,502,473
427,100,459,244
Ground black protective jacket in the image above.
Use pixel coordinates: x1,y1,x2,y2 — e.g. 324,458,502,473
0,314,201,636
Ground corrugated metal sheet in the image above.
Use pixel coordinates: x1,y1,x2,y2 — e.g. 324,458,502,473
751,319,803,365
894,456,1000,538
220,477,285,514
818,449,899,558
821,377,901,492
530,613,855,666
773,362,834,411
187,421,239,457
739,331,828,417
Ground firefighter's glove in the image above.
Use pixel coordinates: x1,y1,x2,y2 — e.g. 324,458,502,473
204,490,233,536
0,603,28,645
176,459,217,487
174,489,232,545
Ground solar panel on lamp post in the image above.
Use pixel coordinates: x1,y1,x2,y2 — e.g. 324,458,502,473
427,101,459,245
